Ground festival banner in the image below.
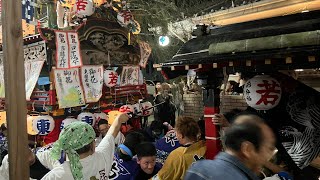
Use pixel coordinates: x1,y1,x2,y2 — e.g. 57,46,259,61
120,65,141,86
55,31,82,69
54,68,85,108
139,41,151,68
81,65,104,103
25,60,45,100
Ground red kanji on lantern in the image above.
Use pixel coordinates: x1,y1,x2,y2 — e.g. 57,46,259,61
121,10,132,23
108,72,118,85
76,0,88,11
256,80,281,105
142,106,150,116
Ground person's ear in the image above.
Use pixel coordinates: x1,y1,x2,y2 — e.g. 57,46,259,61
241,141,256,158
137,158,141,164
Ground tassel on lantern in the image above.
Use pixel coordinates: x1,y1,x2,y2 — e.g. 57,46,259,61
128,32,130,45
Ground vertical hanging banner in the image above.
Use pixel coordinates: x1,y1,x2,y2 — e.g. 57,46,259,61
139,41,151,68
54,68,85,108
25,60,45,100
120,66,141,86
0,64,4,98
55,31,82,69
81,65,103,103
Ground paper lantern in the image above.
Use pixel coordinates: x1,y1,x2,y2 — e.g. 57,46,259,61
117,10,132,27
60,118,78,130
59,0,76,8
141,101,153,116
132,103,142,115
32,116,55,135
94,112,108,123
104,70,118,88
244,75,282,110
74,0,95,17
27,115,38,135
108,111,122,125
119,105,134,114
0,111,6,126
78,112,96,126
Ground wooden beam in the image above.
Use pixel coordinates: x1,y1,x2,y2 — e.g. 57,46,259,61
1,0,29,179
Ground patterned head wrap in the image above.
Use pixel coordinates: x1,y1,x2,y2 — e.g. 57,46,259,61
50,121,95,180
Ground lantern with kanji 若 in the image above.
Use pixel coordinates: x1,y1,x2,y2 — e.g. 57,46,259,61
104,70,118,88
244,75,282,110
74,0,95,18
119,105,134,114
94,112,108,123
60,118,79,130
78,112,96,126
32,116,55,135
141,101,153,116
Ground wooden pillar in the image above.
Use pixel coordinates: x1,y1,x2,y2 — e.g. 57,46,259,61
1,0,29,179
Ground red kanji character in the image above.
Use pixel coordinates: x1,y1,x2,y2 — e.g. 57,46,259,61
119,106,131,113
255,80,280,105
142,106,149,116
76,0,88,11
121,10,132,23
108,72,118,85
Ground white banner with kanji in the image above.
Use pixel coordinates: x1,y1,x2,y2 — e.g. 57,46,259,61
55,31,82,69
25,60,45,100
139,41,151,68
120,66,141,86
54,68,85,108
81,65,103,103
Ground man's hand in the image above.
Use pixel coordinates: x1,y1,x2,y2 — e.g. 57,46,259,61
212,114,230,127
116,113,129,124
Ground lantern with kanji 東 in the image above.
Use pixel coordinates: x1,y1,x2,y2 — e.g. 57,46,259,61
141,101,153,116
74,0,95,17
32,116,55,135
104,70,118,88
60,118,78,130
27,115,38,135
78,112,96,126
244,75,282,110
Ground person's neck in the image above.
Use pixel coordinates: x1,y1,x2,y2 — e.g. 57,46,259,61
182,138,196,146
79,151,93,159
225,149,255,172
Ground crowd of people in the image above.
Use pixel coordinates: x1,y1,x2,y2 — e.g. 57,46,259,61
0,109,299,180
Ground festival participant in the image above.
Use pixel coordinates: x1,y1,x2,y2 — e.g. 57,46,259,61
152,117,206,180
185,115,276,180
96,119,125,147
154,129,180,164
108,131,146,180
134,142,162,180
41,113,129,180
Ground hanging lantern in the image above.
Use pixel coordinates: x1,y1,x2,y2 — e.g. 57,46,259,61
74,0,95,18
32,116,55,136
94,112,108,123
104,70,118,88
59,0,76,8
132,103,142,115
117,10,132,27
60,118,78,130
108,111,122,125
27,115,38,135
119,104,134,114
244,75,282,111
77,112,96,126
141,101,153,116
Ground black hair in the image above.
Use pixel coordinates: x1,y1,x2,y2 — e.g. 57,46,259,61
197,118,205,140
75,142,93,154
0,123,7,132
223,109,243,123
97,119,108,127
223,122,264,151
135,142,157,158
123,131,146,155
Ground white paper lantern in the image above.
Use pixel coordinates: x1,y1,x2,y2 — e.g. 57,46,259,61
104,70,118,88
78,112,96,126
119,105,134,113
141,101,153,116
244,75,282,110
32,115,55,135
94,112,108,123
132,103,142,115
27,115,38,135
60,118,78,130
74,0,94,17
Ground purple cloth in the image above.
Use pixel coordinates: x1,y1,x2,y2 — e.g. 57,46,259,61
155,130,180,164
108,153,139,180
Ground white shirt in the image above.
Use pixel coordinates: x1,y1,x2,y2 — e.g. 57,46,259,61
96,132,125,147
0,150,60,180
41,134,115,180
